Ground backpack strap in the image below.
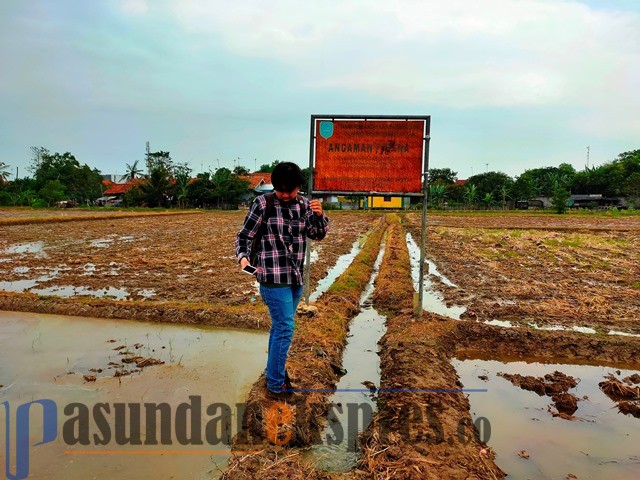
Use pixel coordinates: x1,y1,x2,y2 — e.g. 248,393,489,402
264,192,275,221
249,193,275,267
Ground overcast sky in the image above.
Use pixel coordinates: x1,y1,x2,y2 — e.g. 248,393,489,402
1,0,638,181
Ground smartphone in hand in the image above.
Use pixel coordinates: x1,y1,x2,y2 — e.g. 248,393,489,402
242,265,257,275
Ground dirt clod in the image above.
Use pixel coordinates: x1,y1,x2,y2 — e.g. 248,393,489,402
499,371,580,417
623,373,640,385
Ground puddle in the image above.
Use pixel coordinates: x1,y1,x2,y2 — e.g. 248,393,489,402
528,322,598,335
2,241,47,256
309,237,363,302
609,330,640,338
90,235,137,248
28,285,131,299
304,243,387,471
82,263,96,274
453,357,640,480
0,310,268,480
484,319,515,328
0,270,60,294
90,237,115,248
0,263,151,300
406,233,466,319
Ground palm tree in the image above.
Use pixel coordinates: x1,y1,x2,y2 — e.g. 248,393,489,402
428,184,446,208
463,184,478,209
500,185,510,210
0,162,10,182
482,192,494,210
123,160,143,181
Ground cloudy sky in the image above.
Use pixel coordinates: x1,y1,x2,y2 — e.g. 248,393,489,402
1,0,638,181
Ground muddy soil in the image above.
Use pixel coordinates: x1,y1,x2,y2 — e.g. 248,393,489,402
599,374,640,418
221,218,389,479
358,218,504,480
498,371,580,416
0,209,382,325
5,208,640,478
424,211,640,231
405,212,640,334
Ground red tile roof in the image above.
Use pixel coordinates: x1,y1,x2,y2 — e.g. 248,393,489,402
103,179,143,195
241,172,272,189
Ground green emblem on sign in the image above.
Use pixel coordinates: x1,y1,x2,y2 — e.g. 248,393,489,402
319,121,334,139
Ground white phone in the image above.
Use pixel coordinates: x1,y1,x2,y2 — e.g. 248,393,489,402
242,265,257,275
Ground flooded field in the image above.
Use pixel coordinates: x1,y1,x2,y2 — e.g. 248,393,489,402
0,310,267,480
0,210,382,307
454,357,640,479
2,209,640,479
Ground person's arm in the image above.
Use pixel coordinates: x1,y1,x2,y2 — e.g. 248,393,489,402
235,197,264,267
305,199,329,240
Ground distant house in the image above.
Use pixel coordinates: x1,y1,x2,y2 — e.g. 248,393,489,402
103,179,143,197
359,195,410,209
240,173,273,193
98,179,144,205
567,194,626,209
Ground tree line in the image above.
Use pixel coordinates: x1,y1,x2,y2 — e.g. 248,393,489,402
1,147,638,210
427,149,640,212
0,147,257,208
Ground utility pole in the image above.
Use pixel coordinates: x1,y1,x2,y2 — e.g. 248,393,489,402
486,163,489,173
254,158,257,173
586,146,590,168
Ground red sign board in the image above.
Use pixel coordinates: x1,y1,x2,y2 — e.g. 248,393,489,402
313,118,426,194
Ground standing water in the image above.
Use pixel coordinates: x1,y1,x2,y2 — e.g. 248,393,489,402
406,233,466,319
304,242,387,471
453,357,640,479
0,311,267,480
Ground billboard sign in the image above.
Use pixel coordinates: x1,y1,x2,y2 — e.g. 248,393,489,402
311,115,430,195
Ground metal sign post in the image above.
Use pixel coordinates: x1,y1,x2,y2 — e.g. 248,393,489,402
303,117,315,305
417,119,431,316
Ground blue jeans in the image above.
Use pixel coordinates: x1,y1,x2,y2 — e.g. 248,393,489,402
260,284,304,392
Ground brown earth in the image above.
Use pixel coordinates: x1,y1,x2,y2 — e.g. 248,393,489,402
359,217,505,480
222,217,389,479
0,209,382,324
405,212,640,334
498,371,580,416
4,208,640,478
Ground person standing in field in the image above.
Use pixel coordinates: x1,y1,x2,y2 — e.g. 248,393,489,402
235,162,329,402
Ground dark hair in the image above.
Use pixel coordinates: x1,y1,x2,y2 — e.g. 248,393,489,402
271,162,303,192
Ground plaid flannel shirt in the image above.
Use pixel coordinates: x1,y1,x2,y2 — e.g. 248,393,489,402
235,195,329,285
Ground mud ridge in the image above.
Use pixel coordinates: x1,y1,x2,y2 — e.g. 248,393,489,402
221,217,389,479
0,292,270,331
358,216,504,480
447,321,640,368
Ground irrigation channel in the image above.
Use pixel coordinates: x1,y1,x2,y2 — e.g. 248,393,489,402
0,310,267,480
303,241,387,471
